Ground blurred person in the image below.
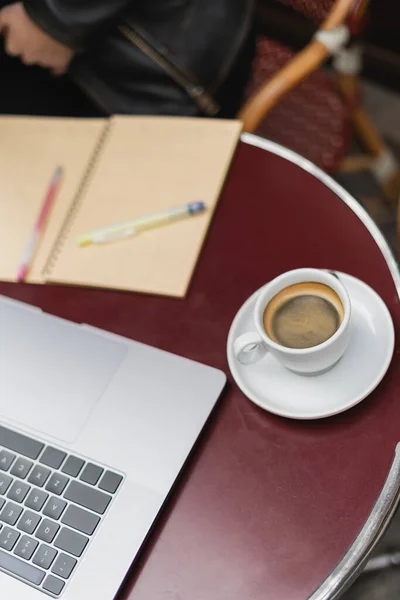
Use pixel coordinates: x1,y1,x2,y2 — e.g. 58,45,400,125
0,0,254,118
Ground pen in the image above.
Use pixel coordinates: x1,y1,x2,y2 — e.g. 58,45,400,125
17,166,63,282
77,201,206,247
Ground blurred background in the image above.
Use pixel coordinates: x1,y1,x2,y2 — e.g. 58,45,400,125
252,0,400,262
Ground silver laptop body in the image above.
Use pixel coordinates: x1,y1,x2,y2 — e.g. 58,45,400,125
0,295,225,598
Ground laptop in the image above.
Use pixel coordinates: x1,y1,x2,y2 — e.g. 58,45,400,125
0,295,226,598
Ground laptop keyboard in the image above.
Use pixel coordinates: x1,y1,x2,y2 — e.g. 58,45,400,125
0,425,123,597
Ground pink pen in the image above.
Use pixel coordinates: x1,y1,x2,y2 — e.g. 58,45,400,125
17,166,63,282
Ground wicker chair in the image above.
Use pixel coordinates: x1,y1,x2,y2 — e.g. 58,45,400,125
240,0,400,204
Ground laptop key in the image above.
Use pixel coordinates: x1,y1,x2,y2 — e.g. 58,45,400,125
0,450,16,472
0,502,23,525
54,527,89,557
61,504,100,535
46,473,69,496
0,548,45,585
36,519,60,543
0,426,44,460
43,497,67,520
0,499,5,512
0,474,13,495
80,463,103,485
33,544,58,569
64,480,112,514
40,447,67,470
10,457,33,480
25,488,48,512
43,574,65,595
28,465,51,488
99,471,123,494
0,526,20,550
62,455,85,478
17,510,41,534
52,552,77,579
7,480,30,503
14,535,38,560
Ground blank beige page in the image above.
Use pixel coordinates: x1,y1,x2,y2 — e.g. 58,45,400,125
0,117,106,282
46,116,242,297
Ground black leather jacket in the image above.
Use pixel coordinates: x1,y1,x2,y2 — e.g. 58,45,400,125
23,0,254,117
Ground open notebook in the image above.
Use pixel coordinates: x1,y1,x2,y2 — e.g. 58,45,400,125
0,115,241,297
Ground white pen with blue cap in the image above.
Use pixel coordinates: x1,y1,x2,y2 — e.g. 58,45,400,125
77,201,206,247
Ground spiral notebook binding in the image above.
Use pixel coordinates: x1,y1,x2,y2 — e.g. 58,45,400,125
42,120,112,277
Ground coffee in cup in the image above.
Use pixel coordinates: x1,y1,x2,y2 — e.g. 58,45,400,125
263,282,344,349
233,268,352,374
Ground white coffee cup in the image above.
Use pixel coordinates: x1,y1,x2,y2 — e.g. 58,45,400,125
233,268,351,375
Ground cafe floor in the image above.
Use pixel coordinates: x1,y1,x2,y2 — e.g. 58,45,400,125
337,80,400,263
333,80,400,599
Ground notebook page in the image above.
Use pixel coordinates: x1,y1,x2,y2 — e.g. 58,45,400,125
0,117,106,282
46,116,242,297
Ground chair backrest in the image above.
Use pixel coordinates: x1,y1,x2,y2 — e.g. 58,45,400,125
273,0,335,22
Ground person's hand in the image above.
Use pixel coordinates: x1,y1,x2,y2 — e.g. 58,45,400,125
0,3,74,75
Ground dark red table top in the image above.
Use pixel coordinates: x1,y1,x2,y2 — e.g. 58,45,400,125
1,137,399,600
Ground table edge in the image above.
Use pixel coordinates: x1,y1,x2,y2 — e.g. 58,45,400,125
309,444,400,600
241,133,400,299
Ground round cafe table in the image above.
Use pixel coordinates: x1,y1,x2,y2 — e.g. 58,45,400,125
2,135,400,600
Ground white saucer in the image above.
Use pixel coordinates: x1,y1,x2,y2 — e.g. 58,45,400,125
227,273,395,420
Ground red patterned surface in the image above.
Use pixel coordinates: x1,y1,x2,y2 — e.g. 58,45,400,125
274,0,335,21
247,38,352,172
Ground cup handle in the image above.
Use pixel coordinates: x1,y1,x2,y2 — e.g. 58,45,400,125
233,332,269,365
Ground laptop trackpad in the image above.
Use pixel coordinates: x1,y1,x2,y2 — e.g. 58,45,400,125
0,303,127,443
